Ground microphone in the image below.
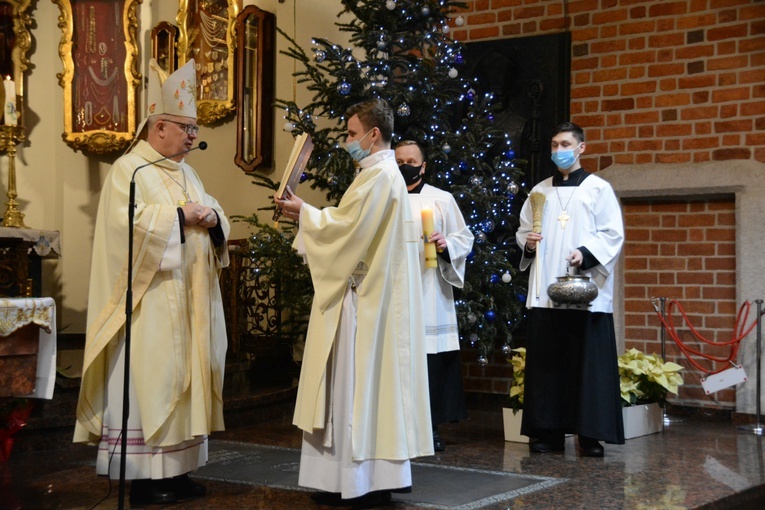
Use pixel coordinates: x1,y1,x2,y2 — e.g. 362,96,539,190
131,141,208,181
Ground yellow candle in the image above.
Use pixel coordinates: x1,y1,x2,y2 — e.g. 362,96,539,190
421,207,437,268
3,76,17,126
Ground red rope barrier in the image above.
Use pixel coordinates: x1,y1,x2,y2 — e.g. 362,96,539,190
650,298,758,375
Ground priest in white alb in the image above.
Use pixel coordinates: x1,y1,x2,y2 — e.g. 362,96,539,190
275,98,433,508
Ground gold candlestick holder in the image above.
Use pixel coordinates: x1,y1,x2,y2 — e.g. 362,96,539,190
0,125,27,228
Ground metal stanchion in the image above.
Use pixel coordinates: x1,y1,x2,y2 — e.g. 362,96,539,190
660,297,685,426
738,299,763,435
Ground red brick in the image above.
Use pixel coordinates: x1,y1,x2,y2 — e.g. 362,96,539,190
708,55,749,71
660,78,678,91
706,228,736,242
720,104,738,118
625,111,660,124
659,94,695,109
682,137,719,150
708,23,749,41
648,1,688,17
713,87,752,103
649,33,686,48
681,106,718,120
722,134,742,146
714,119,753,132
648,63,685,77
678,75,716,89
593,68,628,82
602,98,635,111
467,12,497,25
468,26,500,39
675,44,715,60
676,13,717,30
619,20,657,36
656,123,693,137
620,51,658,68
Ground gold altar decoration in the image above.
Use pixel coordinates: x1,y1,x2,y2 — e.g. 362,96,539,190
52,0,142,154
0,1,32,227
0,125,25,227
176,0,240,125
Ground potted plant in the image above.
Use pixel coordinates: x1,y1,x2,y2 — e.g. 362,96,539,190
618,348,684,439
503,347,528,443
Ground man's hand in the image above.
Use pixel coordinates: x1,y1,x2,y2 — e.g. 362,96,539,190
567,249,583,267
525,232,543,251
274,186,305,221
182,203,216,226
428,231,448,253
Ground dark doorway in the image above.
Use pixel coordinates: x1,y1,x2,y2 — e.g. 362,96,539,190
463,32,571,186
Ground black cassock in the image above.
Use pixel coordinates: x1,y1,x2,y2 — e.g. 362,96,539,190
521,307,625,444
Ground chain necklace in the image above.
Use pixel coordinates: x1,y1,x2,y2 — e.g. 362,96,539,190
161,167,193,206
554,173,584,229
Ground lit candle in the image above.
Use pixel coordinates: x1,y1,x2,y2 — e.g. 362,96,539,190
421,207,437,268
3,76,17,126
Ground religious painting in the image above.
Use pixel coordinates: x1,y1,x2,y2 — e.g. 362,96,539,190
234,4,275,172
52,0,141,154
176,0,239,125
0,0,31,134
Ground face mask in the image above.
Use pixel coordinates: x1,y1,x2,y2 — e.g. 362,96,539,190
398,163,424,186
551,143,582,169
345,129,373,162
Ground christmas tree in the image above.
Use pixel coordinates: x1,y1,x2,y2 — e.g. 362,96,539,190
244,0,529,362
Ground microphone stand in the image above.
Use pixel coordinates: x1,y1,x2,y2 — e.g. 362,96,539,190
117,142,207,509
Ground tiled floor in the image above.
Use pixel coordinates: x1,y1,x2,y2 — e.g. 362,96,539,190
2,406,765,509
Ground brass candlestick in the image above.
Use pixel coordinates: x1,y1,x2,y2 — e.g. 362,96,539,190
0,125,27,228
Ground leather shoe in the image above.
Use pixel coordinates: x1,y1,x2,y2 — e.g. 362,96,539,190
310,491,343,505
129,478,178,506
578,436,604,457
345,490,392,509
529,439,565,453
433,429,445,452
172,473,207,499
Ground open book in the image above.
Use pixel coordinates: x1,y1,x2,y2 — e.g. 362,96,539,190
273,132,314,221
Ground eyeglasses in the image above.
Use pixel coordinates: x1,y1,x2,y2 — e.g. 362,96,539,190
163,119,200,136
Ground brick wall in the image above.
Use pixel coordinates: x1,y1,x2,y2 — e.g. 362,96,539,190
622,199,737,409
452,0,765,171
454,0,762,410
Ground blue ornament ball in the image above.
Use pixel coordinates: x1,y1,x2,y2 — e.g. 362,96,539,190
337,81,351,95
505,149,516,159
490,274,499,283
517,293,527,302
454,53,464,65
485,310,496,321
299,172,308,183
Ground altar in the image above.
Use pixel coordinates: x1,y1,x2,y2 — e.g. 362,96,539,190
0,297,57,399
0,227,61,297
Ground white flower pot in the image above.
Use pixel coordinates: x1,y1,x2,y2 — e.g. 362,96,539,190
622,402,664,439
502,408,529,443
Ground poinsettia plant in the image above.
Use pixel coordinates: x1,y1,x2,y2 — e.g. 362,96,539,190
507,347,526,414
618,348,684,407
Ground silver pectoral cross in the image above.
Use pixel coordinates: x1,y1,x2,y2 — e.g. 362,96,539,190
557,211,570,229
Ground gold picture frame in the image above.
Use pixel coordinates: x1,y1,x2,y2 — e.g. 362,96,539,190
234,4,275,172
53,0,141,154
176,0,239,125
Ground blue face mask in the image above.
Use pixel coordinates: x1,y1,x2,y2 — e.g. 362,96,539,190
551,143,582,169
345,129,374,162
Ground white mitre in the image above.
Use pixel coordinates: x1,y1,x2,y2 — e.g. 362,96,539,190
127,58,197,151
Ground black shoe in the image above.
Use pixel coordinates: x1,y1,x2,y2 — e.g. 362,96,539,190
310,491,343,506
433,429,445,452
529,433,565,454
129,478,178,506
344,490,392,509
172,473,207,499
578,436,604,457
